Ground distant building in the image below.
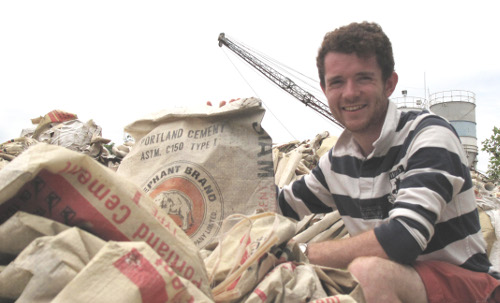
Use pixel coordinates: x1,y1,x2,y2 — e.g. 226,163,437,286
392,90,426,112
429,90,478,170
392,90,478,170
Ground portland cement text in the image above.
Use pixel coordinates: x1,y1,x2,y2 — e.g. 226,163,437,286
140,123,226,146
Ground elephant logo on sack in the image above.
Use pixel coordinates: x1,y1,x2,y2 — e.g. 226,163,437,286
143,161,223,247
154,190,194,230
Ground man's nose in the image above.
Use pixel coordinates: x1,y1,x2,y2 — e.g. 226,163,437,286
343,80,360,100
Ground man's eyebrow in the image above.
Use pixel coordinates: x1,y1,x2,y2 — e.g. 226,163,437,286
326,75,343,83
356,71,376,77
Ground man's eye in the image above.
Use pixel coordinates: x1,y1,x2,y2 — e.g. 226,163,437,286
329,80,342,88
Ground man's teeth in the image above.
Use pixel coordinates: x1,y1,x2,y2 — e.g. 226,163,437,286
344,105,364,111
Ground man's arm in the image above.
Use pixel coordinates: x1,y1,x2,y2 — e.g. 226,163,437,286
278,150,338,220
306,115,473,269
306,229,388,269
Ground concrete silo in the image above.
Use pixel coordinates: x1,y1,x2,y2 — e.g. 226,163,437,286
429,90,478,169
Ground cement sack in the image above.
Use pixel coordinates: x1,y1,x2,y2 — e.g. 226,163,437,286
243,256,363,303
0,143,211,296
46,119,106,157
0,159,8,171
53,241,213,303
0,227,105,303
308,295,359,303
476,187,500,271
31,109,78,140
204,212,296,302
0,137,38,161
242,262,328,303
117,97,276,248
277,211,347,263
293,211,342,244
479,207,496,257
0,211,69,263
314,265,365,303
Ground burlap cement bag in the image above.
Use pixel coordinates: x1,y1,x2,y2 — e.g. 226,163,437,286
314,265,365,303
0,227,105,302
476,187,500,271
52,241,213,303
237,244,363,302
44,119,106,157
117,98,276,248
0,159,8,172
0,137,38,161
30,110,78,137
0,143,211,297
0,211,70,257
479,207,496,257
242,262,327,302
204,212,296,302
308,295,359,303
293,211,342,244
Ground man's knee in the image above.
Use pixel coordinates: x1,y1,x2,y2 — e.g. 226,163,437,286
347,256,407,289
348,256,384,281
347,256,427,303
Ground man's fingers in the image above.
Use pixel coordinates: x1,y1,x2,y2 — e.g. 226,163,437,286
207,98,239,107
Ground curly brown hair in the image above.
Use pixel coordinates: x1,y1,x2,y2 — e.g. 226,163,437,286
317,22,395,89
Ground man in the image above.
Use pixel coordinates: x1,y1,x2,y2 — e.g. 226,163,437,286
278,22,500,302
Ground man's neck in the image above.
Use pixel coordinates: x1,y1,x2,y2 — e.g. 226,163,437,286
354,135,375,157
352,132,379,157
351,102,390,157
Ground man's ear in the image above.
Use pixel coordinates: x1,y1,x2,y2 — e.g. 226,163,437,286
384,72,398,98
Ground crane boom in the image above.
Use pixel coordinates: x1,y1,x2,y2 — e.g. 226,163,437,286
218,33,343,128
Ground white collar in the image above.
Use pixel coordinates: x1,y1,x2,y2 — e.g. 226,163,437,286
333,101,399,159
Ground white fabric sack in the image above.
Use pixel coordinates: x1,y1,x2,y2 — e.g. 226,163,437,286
0,211,69,258
0,227,105,302
0,143,211,296
52,241,213,303
204,212,296,302
242,262,328,303
117,98,277,248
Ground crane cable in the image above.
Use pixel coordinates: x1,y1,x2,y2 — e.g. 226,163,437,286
232,35,326,100
220,47,297,140
225,35,340,130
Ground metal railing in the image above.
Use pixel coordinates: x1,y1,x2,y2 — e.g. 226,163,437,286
428,90,476,106
462,143,479,153
391,96,426,109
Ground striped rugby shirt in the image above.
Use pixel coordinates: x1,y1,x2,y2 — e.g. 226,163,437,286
279,101,497,277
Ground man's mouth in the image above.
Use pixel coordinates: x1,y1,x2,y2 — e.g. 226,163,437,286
343,105,365,112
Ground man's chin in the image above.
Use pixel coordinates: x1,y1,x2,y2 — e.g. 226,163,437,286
343,121,366,133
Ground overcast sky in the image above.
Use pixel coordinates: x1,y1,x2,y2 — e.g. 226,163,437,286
1,1,498,173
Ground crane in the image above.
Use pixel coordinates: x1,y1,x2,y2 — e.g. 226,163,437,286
218,33,344,129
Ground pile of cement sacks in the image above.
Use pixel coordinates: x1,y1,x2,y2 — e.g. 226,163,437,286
273,131,337,187
0,110,132,172
473,171,500,270
1,103,498,302
0,145,361,302
0,102,363,302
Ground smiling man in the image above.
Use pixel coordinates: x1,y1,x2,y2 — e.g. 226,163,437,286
278,22,500,302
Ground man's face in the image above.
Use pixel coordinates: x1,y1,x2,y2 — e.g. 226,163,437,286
321,52,397,136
